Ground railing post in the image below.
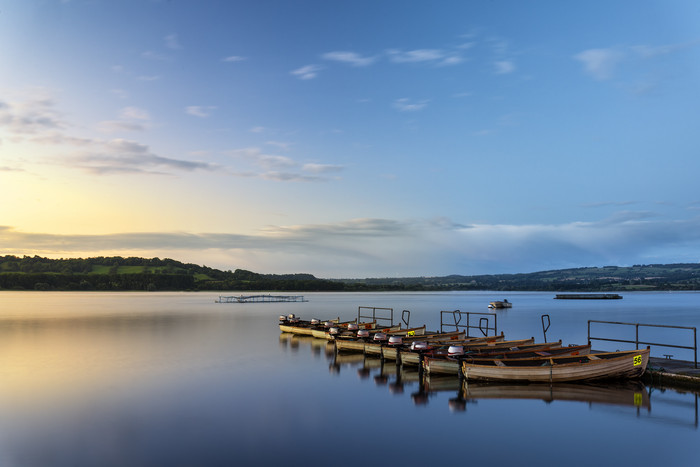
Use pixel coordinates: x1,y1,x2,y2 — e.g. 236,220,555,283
587,320,591,345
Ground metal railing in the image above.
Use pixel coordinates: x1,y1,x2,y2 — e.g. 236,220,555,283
358,306,394,326
440,310,498,337
588,320,697,368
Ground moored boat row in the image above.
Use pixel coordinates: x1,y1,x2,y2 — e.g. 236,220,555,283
279,311,651,383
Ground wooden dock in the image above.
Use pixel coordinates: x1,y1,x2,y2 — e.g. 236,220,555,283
216,294,308,303
555,294,623,300
645,357,700,390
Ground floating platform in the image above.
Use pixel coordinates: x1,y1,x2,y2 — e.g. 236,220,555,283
216,294,308,303
555,294,622,300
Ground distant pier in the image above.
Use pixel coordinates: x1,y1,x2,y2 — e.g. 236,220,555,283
216,294,308,303
555,293,623,300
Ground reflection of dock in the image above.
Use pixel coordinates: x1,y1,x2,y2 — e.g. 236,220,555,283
217,294,308,303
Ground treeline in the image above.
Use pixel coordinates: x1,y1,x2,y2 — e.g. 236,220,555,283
0,256,342,291
2,255,700,291
336,264,700,291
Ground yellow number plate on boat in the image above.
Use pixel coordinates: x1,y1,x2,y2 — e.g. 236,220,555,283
407,331,415,336
633,355,642,366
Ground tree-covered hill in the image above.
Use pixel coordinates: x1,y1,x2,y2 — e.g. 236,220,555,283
1,255,699,291
0,255,342,291
336,263,700,291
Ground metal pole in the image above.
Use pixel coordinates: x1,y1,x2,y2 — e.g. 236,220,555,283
636,323,639,350
587,320,591,344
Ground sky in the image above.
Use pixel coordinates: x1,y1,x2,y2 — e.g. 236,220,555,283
1,0,700,278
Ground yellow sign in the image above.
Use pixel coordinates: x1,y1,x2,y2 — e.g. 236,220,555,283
633,355,642,366
407,330,415,337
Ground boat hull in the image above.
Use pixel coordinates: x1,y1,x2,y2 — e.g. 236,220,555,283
461,348,650,383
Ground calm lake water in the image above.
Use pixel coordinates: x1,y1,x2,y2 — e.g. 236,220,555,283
0,291,698,466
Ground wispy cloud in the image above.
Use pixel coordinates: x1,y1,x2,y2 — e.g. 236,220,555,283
3,212,699,277
141,51,171,62
0,95,66,134
393,98,429,112
67,138,218,175
226,147,343,182
97,106,151,133
575,40,700,83
164,34,181,50
222,55,247,62
321,51,378,67
291,64,323,80
185,106,216,118
302,163,344,174
494,60,515,74
265,141,293,150
574,48,624,81
386,48,445,63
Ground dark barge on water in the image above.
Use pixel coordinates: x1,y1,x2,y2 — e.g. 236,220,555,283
555,294,623,300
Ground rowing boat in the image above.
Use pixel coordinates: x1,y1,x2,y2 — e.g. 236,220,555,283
400,337,538,363
461,348,650,382
335,329,466,355
423,343,591,375
279,318,344,335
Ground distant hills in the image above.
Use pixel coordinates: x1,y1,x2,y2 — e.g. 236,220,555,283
1,255,699,291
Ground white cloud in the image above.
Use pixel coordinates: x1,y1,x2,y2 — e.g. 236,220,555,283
0,95,66,134
291,64,322,80
494,60,515,74
222,55,247,62
186,106,216,118
141,51,170,61
226,147,344,182
97,107,151,133
321,51,377,67
302,163,343,174
97,120,147,132
165,34,181,50
110,89,129,99
265,141,293,150
386,48,445,63
4,213,698,277
68,138,218,175
393,98,429,112
574,48,624,81
121,107,150,120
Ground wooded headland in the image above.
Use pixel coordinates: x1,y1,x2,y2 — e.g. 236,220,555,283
1,255,699,292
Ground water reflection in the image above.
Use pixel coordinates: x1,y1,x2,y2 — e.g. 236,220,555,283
282,333,699,428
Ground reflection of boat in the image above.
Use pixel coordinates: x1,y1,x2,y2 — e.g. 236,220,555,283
461,348,650,382
488,299,512,309
460,381,651,409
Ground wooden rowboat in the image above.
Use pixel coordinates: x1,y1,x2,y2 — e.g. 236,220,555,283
461,348,650,383
279,316,347,335
335,329,466,356
423,344,591,375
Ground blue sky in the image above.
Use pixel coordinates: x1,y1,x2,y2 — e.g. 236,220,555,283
1,0,700,277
